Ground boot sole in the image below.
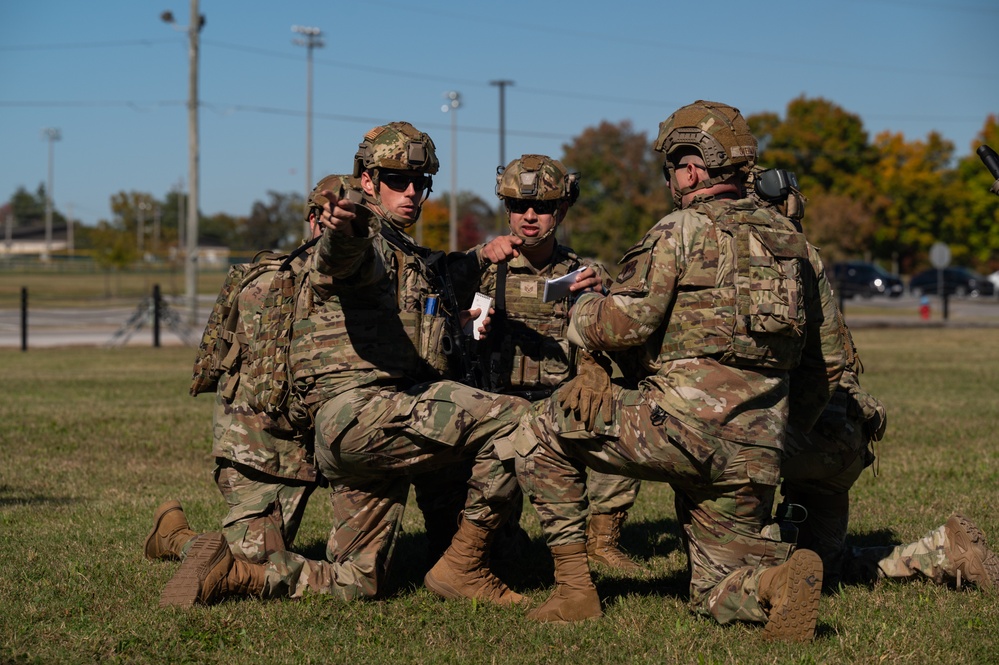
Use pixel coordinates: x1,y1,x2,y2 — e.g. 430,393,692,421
947,514,999,590
762,549,823,642
159,532,228,608
144,500,184,561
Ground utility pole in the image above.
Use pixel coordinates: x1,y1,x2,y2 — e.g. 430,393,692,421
67,203,74,256
490,80,513,235
162,1,204,327
442,91,461,252
41,127,61,261
489,80,513,169
293,25,324,241
138,200,151,255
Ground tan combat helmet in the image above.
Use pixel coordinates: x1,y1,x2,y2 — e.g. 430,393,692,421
495,154,579,247
654,100,757,205
352,121,439,229
305,173,354,222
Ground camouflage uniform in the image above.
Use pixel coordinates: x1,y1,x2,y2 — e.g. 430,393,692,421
472,243,641,527
209,252,319,563
782,307,999,591
243,125,527,600
514,192,847,625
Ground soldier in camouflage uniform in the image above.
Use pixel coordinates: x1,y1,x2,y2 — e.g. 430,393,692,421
472,154,643,572
144,175,346,566
747,166,999,594
781,293,999,592
512,101,848,642
159,122,529,609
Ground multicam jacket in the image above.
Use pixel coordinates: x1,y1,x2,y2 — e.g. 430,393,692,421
567,195,846,450
288,218,453,417
212,252,317,482
471,241,611,394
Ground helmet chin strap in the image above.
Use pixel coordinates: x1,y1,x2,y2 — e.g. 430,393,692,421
665,165,735,208
368,171,431,230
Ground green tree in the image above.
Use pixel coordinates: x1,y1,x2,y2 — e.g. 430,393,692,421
748,96,876,196
238,191,304,251
560,120,670,266
951,114,999,271
865,130,955,272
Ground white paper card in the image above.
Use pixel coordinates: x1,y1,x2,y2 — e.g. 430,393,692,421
466,292,494,340
543,267,587,303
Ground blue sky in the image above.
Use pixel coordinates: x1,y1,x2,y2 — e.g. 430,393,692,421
1,0,996,228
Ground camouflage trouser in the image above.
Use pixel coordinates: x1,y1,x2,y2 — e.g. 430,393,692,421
258,380,527,600
780,412,875,587
587,470,641,515
515,386,789,625
202,460,316,564
841,523,961,585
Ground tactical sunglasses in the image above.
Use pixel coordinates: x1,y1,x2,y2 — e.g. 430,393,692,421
380,172,431,193
506,198,559,215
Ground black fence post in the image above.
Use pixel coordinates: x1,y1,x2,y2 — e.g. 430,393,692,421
153,284,162,348
20,286,27,352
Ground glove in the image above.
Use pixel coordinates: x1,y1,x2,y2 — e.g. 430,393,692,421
558,351,614,430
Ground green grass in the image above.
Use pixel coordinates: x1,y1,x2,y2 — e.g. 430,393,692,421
2,330,998,664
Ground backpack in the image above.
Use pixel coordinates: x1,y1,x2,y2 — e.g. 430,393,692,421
189,251,286,397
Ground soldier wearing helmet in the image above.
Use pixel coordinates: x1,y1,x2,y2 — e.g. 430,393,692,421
159,123,530,611
148,174,345,576
351,121,439,231
512,102,849,641
470,154,643,572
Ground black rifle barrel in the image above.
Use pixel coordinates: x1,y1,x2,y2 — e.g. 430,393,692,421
977,144,999,179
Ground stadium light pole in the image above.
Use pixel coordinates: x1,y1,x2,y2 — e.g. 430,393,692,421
41,127,61,261
442,91,461,252
292,25,324,241
162,1,204,327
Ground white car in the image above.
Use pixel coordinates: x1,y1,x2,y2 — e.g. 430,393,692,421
988,270,999,292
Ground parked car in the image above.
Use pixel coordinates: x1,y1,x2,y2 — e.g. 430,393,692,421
909,267,996,297
831,261,904,298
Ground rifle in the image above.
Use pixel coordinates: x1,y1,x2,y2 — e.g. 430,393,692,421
379,223,484,388
977,144,999,196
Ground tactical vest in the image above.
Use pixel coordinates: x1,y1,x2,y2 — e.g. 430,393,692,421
289,233,447,411
190,251,287,397
484,250,579,392
658,198,810,370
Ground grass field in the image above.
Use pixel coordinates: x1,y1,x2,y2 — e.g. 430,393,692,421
2,328,998,664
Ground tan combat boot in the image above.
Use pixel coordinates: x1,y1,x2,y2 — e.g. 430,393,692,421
527,542,603,623
586,511,643,573
944,513,999,590
144,499,198,561
159,532,266,608
757,549,823,642
424,517,525,607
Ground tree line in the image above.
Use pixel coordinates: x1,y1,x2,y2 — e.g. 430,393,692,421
5,96,997,276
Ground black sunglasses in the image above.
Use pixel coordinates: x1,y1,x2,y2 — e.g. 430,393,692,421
380,172,431,193
506,198,559,215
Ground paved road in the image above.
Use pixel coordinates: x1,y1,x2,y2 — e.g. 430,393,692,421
2,293,998,349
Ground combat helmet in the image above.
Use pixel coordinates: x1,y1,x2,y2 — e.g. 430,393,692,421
654,100,757,205
305,173,354,222
352,121,439,229
495,154,579,247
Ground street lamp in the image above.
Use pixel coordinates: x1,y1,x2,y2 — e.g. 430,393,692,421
442,91,461,252
292,25,324,241
41,127,61,260
162,1,205,327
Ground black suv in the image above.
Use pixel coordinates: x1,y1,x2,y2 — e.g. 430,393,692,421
909,267,995,297
831,261,904,299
